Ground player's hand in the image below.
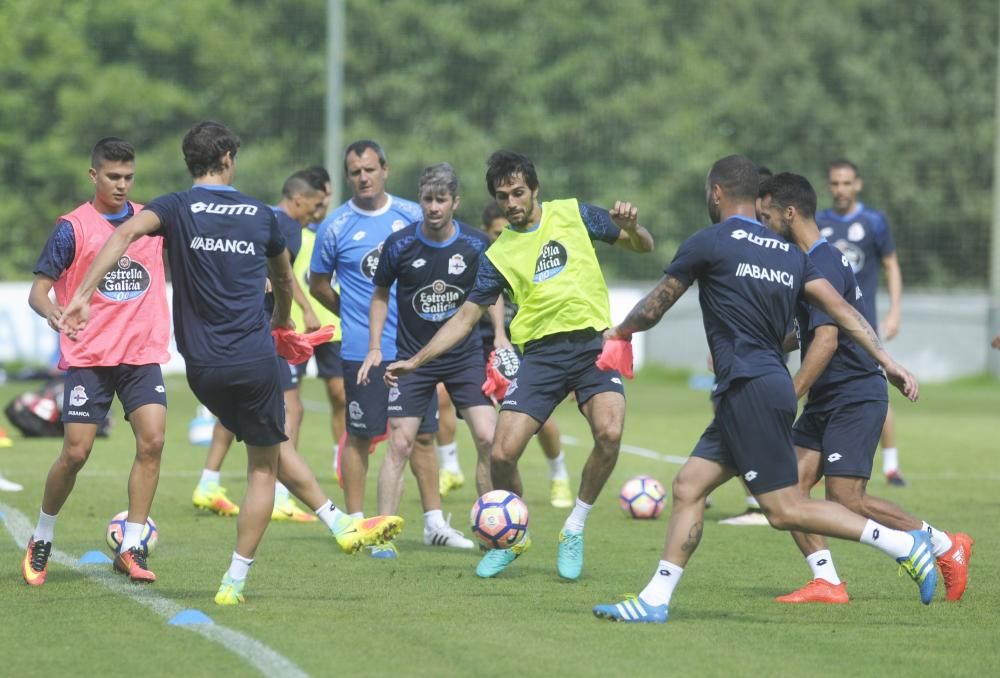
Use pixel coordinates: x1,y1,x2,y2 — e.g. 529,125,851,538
271,315,295,331
602,325,631,344
384,359,417,388
59,296,91,341
992,333,1000,350
610,201,638,232
706,352,715,374
884,360,918,402
493,335,513,352
46,307,65,333
881,310,901,341
303,308,322,333
357,349,382,385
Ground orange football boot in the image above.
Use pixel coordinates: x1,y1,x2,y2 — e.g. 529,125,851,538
775,578,849,604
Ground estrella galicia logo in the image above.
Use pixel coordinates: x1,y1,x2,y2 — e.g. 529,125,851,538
413,280,464,322
360,243,383,280
533,240,567,282
97,255,151,302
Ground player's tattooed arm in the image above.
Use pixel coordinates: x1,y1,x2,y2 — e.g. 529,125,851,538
608,275,689,339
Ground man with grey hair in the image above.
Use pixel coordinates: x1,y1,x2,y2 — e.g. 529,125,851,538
358,163,503,554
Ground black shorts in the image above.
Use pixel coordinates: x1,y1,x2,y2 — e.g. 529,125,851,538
295,341,344,380
342,361,438,438
187,356,287,446
389,353,491,418
691,373,799,494
278,357,299,391
793,399,888,479
62,364,167,424
500,330,624,424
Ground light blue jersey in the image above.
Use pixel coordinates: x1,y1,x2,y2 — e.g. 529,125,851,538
310,195,421,361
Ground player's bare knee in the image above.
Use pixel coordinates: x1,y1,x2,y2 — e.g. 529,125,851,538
60,441,93,471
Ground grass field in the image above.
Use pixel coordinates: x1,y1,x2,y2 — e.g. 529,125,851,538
1,369,998,677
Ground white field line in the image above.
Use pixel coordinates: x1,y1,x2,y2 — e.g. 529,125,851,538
1,502,308,678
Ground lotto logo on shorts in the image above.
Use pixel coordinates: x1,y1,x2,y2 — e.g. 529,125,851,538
743,470,758,482
827,453,843,462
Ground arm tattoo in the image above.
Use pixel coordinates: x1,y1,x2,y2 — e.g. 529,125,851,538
620,275,688,334
681,521,703,554
852,307,884,353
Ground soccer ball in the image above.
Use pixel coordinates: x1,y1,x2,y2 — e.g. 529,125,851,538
619,475,666,519
470,490,529,550
106,511,159,554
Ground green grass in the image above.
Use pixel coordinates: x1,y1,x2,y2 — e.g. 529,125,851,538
1,371,998,677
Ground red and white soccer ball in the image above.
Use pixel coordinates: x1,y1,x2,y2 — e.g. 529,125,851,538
106,511,159,554
619,475,666,519
470,490,529,550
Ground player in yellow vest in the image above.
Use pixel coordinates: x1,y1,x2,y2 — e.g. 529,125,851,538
386,151,653,581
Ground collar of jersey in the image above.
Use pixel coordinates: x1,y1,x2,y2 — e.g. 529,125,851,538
831,202,864,221
193,184,238,192
416,221,460,248
730,215,762,227
349,195,394,217
807,236,828,255
100,203,132,221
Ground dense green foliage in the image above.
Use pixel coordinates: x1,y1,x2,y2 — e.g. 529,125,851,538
1,0,995,285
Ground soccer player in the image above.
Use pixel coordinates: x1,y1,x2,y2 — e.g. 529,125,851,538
479,202,574,509
385,150,654,580
592,155,934,624
309,140,441,557
758,172,972,603
23,137,168,586
817,160,907,485
59,122,402,605
359,163,500,553
191,169,327,522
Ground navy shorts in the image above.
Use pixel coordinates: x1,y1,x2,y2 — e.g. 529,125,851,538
793,399,888,479
691,373,799,494
296,341,343,380
500,330,624,424
62,364,167,424
389,353,491,418
278,357,300,391
187,355,287,446
343,360,438,438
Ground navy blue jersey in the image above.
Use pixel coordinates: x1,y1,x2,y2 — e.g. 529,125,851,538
272,208,302,262
816,203,895,318
146,184,285,367
33,203,136,279
797,239,887,410
374,221,490,359
665,216,822,398
467,202,621,305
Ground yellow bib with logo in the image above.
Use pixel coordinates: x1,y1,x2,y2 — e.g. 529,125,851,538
485,199,611,347
292,227,342,342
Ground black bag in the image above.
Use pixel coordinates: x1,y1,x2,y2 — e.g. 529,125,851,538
4,378,111,438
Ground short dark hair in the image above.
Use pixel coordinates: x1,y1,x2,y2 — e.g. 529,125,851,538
485,150,539,196
282,170,321,199
481,201,504,227
827,158,859,177
182,121,241,178
344,140,386,171
707,155,758,201
90,137,135,169
759,172,817,218
304,165,331,191
755,164,773,180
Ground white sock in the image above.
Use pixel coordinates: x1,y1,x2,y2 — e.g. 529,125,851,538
424,509,446,531
437,443,461,474
274,481,289,500
200,469,221,487
745,495,761,510
806,549,841,585
921,521,952,557
639,560,684,607
120,521,145,551
547,452,569,481
860,519,914,559
349,511,364,520
562,499,592,533
226,552,254,581
34,510,57,543
882,447,899,474
316,499,347,531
